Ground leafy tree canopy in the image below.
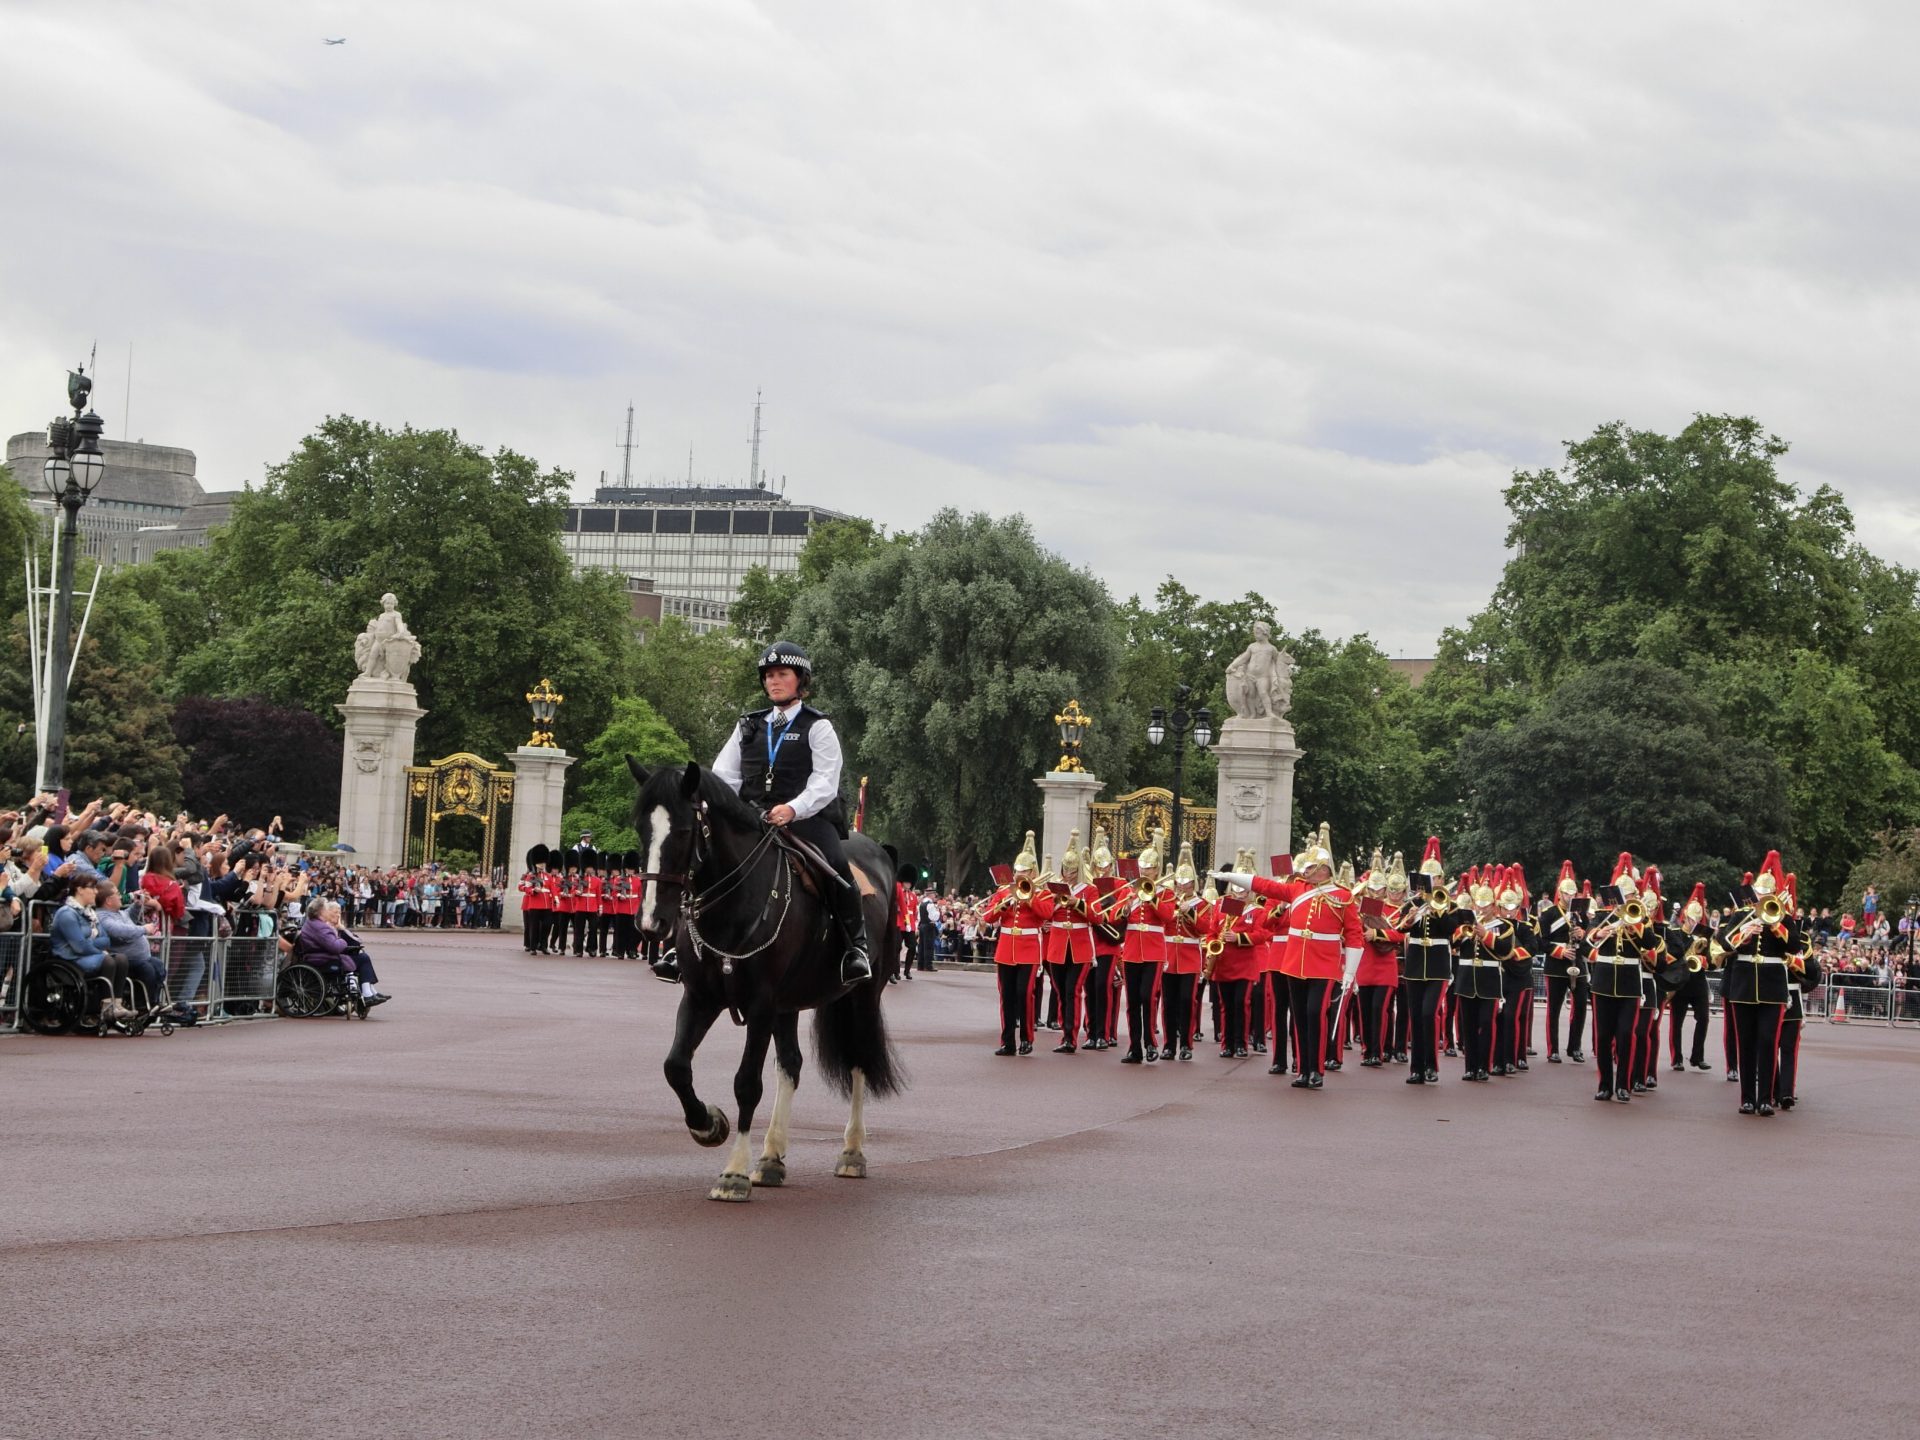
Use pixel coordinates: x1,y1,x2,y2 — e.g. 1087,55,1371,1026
171,695,343,836
560,695,692,853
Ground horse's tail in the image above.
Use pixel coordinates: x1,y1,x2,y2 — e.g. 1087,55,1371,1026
814,982,905,1099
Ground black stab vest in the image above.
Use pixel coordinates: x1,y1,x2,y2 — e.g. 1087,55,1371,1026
737,705,823,810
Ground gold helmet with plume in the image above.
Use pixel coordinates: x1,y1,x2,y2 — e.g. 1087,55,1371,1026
1138,826,1167,877
1090,826,1115,877
1336,858,1356,890
1299,821,1335,873
1059,829,1083,880
1013,830,1039,876
1173,839,1199,892
1386,851,1409,897
1365,846,1388,895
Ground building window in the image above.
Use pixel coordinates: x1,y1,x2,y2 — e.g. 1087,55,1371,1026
580,509,616,533
618,508,653,533
656,509,692,534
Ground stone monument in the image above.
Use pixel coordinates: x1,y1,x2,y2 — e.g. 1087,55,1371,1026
1211,621,1303,868
336,594,427,867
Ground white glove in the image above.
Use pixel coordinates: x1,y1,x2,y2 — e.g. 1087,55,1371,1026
1208,870,1241,886
1341,948,1362,990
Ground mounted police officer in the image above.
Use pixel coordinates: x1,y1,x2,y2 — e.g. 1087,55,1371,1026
710,641,873,986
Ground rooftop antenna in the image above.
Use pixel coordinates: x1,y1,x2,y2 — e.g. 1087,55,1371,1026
123,342,133,440
618,402,636,487
749,388,763,489
688,447,694,485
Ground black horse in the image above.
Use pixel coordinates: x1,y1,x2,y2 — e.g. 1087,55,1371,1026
629,758,905,1202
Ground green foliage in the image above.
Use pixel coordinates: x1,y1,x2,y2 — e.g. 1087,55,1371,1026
169,417,637,761
560,695,692,853
0,475,41,619
1457,660,1787,901
731,519,902,647
171,695,342,835
300,824,340,851
1837,830,1920,918
791,509,1121,889
625,618,757,761
0,629,186,811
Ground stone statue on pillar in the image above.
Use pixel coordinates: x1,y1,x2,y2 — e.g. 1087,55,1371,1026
337,595,427,867
1212,621,1303,872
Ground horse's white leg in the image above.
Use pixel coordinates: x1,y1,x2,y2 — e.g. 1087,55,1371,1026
752,1067,796,1187
710,1127,755,1202
710,1019,771,1203
834,1068,868,1179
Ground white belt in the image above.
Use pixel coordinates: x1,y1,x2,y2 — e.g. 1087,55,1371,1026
1049,923,1091,933
1462,959,1502,968
1408,937,1451,948
999,927,1038,936
1166,936,1200,946
1127,924,1159,934
1292,930,1342,943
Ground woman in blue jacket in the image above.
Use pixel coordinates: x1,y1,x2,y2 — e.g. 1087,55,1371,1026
51,873,134,1025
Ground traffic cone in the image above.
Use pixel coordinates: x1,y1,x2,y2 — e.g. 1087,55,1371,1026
1832,987,1848,1023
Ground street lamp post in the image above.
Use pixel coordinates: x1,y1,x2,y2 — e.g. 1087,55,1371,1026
41,368,107,793
1146,683,1213,865
525,677,565,748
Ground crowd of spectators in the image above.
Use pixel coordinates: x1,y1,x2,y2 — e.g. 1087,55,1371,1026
0,791,504,1028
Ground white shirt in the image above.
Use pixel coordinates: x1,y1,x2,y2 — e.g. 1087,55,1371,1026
711,699,844,822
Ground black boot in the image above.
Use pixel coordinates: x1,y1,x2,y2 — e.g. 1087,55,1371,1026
826,874,874,986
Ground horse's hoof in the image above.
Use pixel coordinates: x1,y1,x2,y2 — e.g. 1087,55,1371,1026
751,1157,787,1188
834,1150,867,1179
708,1172,753,1203
691,1105,730,1149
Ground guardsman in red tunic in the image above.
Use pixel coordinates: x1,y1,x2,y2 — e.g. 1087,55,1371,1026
612,851,645,960
1355,850,1406,1067
520,845,553,955
1031,829,1099,1054
1228,821,1364,1090
987,831,1045,1056
1081,827,1124,1049
552,852,578,951
584,850,610,958
1206,848,1267,1059
1249,850,1300,1072
1158,840,1210,1062
1114,828,1169,1063
892,877,916,983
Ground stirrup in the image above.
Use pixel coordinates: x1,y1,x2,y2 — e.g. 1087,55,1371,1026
840,947,873,985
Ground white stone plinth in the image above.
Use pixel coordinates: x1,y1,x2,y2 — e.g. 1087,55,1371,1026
1033,770,1103,874
1211,715,1304,871
336,676,426,869
503,745,575,932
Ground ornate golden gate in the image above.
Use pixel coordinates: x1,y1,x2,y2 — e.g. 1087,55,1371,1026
1089,786,1216,874
403,752,515,872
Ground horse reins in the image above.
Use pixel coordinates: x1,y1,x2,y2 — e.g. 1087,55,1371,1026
643,799,799,981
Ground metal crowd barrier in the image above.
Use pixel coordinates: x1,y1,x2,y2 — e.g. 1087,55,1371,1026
2,899,291,1034
1809,978,1920,1027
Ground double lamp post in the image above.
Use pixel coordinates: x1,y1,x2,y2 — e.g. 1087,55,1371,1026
39,367,108,792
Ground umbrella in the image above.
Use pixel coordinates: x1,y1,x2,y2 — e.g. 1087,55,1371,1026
332,842,358,852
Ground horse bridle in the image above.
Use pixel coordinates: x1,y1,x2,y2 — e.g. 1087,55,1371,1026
640,799,790,976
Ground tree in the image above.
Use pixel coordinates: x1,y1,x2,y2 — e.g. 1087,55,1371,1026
560,695,692,852
1483,414,1879,688
0,473,40,620
171,417,638,762
731,518,902,648
170,696,343,835
1456,659,1787,901
625,617,758,761
791,509,1122,889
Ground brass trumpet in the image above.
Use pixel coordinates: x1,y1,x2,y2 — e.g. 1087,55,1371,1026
1201,932,1227,959
1013,875,1036,903
1758,894,1788,926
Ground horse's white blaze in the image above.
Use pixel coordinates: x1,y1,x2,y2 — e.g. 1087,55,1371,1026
638,804,670,933
761,1069,796,1161
842,1068,867,1156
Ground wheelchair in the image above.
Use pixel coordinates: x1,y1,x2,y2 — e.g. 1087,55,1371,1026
274,951,369,1020
21,955,175,1038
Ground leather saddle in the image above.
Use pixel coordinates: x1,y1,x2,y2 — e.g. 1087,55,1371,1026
770,828,877,901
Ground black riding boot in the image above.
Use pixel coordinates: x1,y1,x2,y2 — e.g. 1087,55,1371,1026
828,875,874,986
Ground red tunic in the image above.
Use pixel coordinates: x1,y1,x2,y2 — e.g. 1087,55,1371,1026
1211,897,1274,983
1356,895,1404,985
1249,876,1364,981
1160,892,1210,976
1032,882,1098,965
1117,888,1167,966
989,888,1044,966
519,871,551,912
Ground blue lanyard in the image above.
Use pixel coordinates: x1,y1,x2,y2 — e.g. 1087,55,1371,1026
766,710,798,772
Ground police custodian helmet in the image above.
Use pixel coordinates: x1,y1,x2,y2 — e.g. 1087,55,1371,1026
758,641,813,683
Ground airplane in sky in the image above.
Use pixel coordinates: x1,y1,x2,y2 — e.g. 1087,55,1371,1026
323,37,346,46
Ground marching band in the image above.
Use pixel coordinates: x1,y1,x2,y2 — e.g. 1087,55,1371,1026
977,827,1821,1118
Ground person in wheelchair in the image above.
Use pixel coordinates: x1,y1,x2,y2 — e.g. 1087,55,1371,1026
97,885,168,1017
294,898,391,1009
50,873,136,1029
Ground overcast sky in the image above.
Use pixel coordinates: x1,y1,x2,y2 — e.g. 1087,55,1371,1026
5,1,1917,654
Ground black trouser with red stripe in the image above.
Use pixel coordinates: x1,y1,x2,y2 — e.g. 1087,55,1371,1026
1546,974,1587,1055
1774,1011,1803,1101
1403,978,1444,1075
1217,978,1250,1053
1287,977,1330,1079
1388,983,1409,1054
1633,1004,1659,1085
1256,973,1291,1066
1668,974,1710,1066
1122,961,1158,1056
1592,994,1638,1093
1456,994,1497,1074
1358,984,1391,1059
1161,972,1197,1051
1730,1001,1786,1108
1086,953,1116,1043
996,964,1034,1048
1495,987,1528,1069
1047,960,1085,1047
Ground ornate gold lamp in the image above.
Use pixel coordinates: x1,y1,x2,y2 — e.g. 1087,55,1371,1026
1053,698,1092,773
525,677,564,748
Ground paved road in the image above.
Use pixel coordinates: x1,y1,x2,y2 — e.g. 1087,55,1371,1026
9,932,1917,1439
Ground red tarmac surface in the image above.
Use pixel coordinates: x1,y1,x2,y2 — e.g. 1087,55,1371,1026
9,930,1920,1440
